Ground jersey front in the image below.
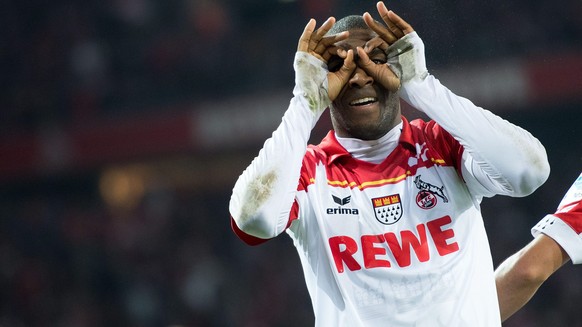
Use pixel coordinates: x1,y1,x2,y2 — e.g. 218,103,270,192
286,118,501,326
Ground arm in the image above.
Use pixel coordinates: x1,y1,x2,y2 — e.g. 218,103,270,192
229,19,355,240
364,2,549,197
229,74,323,239
495,234,569,321
400,65,550,197
496,172,582,321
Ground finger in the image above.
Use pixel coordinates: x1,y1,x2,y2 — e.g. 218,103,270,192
309,17,336,51
356,47,400,91
363,12,398,44
320,45,340,62
339,49,356,76
355,47,375,71
387,10,414,35
298,19,316,52
314,32,349,58
363,36,389,53
376,2,405,39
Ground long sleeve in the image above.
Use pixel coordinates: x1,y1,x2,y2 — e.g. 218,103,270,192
229,52,330,240
389,33,550,197
404,75,549,197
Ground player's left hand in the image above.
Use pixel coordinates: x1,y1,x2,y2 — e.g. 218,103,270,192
354,1,416,91
365,1,415,45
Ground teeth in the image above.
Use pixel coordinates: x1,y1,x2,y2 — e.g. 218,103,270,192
350,97,377,106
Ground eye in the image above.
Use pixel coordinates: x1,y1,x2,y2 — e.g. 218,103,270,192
368,49,387,65
327,56,343,72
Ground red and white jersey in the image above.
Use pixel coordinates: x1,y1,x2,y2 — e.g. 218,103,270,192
230,51,549,326
532,172,582,264
294,123,500,326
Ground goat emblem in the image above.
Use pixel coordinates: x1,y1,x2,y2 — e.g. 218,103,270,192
414,176,449,209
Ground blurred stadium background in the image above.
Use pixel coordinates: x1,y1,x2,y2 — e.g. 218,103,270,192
0,0,581,326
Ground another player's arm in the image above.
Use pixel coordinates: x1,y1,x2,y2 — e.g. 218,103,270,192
495,234,569,321
496,172,582,321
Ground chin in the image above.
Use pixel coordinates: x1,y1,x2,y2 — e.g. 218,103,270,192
347,126,385,141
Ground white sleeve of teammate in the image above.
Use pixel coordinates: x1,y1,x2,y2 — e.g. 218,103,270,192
531,173,582,264
388,32,550,198
229,52,329,240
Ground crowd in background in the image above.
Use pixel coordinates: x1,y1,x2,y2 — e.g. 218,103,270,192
1,0,581,133
1,0,582,326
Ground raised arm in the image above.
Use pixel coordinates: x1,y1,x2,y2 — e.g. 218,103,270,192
229,18,355,241
365,1,549,197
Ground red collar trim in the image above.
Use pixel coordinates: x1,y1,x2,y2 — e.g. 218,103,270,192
318,116,416,164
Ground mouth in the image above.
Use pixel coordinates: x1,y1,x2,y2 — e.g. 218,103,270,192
349,97,378,106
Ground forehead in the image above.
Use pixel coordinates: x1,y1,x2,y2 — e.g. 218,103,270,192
335,29,378,48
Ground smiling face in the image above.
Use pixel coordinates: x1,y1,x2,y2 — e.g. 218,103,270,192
328,28,401,141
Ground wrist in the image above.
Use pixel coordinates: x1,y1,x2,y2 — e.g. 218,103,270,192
386,32,428,84
293,52,331,114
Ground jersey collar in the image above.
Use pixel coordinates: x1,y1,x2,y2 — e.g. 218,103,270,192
318,116,416,164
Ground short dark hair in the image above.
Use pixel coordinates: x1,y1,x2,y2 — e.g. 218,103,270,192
327,15,371,35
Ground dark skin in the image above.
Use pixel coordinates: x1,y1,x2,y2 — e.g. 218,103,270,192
297,2,414,140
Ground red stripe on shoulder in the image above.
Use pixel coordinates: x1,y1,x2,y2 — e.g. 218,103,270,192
409,118,464,173
298,145,327,191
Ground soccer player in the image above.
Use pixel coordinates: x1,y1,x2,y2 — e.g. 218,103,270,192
229,2,559,325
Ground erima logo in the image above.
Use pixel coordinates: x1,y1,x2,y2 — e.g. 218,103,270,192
327,195,359,215
333,195,351,205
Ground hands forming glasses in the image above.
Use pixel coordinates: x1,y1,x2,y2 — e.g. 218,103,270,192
297,1,415,100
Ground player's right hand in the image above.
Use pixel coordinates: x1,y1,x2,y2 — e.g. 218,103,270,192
297,18,356,101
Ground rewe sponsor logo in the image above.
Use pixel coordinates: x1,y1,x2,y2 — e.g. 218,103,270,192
327,195,359,215
328,215,459,272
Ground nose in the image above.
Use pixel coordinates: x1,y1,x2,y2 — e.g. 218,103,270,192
348,66,373,88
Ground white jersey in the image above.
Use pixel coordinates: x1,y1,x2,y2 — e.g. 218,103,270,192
230,34,549,326
292,123,499,326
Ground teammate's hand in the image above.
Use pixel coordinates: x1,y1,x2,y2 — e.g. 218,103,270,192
297,18,356,101
356,1,416,91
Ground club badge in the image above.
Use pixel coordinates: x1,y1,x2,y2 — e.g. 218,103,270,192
372,194,402,225
414,175,448,209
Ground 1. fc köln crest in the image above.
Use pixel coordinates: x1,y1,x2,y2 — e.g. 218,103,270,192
372,194,403,225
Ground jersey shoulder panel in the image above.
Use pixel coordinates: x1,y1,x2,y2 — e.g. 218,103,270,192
300,131,347,191
299,145,325,191
408,118,464,174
